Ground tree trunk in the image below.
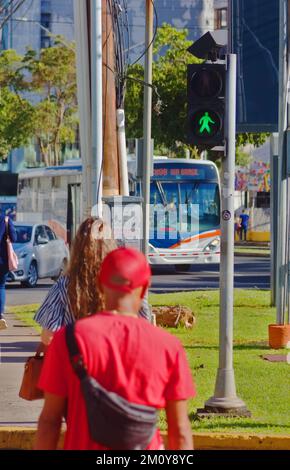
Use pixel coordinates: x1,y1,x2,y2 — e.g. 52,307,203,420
38,138,49,166
53,100,65,166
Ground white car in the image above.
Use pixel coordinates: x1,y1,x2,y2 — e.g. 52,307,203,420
7,223,69,288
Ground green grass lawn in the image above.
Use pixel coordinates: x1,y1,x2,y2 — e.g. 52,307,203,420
10,290,290,435
234,248,270,256
9,304,41,333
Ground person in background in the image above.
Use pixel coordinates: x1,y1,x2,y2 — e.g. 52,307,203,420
234,215,241,242
0,215,16,329
239,209,250,241
34,217,152,345
35,247,195,450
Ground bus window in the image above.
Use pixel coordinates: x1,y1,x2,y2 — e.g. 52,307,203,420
180,182,220,233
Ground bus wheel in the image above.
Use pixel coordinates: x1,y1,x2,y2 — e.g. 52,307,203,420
22,262,38,288
174,264,191,273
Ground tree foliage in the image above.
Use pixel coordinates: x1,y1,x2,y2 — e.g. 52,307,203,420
23,37,78,166
0,38,78,165
0,51,35,160
125,24,197,154
125,24,269,157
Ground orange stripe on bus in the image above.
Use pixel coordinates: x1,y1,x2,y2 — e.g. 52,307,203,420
169,230,221,249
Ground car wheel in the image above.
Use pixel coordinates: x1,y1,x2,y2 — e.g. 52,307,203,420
21,262,38,288
52,259,67,282
174,264,191,273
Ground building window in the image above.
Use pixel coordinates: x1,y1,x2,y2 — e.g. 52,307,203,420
40,5,51,49
215,8,228,29
41,35,51,48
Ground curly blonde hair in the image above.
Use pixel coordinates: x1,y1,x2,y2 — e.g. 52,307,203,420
67,217,117,320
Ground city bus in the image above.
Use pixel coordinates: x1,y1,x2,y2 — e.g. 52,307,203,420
0,172,18,219
16,159,220,268
16,162,82,243
132,159,220,270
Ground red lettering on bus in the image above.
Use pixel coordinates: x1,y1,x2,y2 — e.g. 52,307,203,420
154,168,168,176
180,169,198,176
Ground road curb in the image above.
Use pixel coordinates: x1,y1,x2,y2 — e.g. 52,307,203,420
0,428,289,450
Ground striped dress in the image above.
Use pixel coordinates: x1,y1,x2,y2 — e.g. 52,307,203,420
34,276,152,331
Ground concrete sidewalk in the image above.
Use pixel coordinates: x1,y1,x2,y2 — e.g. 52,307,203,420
0,312,43,427
0,314,289,451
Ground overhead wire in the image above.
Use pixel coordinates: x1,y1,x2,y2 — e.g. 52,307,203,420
0,0,27,29
130,0,158,67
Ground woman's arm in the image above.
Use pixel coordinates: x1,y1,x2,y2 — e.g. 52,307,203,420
34,277,72,331
41,328,54,346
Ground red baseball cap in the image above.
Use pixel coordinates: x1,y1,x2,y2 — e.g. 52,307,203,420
99,247,151,296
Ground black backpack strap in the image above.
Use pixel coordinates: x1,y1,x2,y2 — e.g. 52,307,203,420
65,323,87,380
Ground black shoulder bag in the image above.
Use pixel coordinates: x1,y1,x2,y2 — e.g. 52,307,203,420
65,323,157,450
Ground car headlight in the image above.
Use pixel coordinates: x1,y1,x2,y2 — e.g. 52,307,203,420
18,252,28,259
204,238,220,252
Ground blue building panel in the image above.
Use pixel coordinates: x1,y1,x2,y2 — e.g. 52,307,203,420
232,0,279,133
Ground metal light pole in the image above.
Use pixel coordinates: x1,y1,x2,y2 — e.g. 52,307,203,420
270,133,279,306
91,0,103,218
73,0,92,219
202,54,250,416
141,0,154,256
275,0,288,324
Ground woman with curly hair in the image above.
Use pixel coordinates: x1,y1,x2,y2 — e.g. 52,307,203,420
34,217,152,345
34,218,116,345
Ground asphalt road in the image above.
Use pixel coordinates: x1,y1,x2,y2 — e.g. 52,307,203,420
6,256,270,307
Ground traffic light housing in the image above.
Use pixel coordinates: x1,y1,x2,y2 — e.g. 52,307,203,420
187,63,226,149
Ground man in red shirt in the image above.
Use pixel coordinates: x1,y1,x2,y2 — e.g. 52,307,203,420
35,247,196,450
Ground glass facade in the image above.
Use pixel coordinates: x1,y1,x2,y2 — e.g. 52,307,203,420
1,0,74,55
0,0,226,172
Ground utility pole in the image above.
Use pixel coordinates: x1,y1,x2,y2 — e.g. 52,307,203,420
141,0,154,256
74,0,120,220
200,54,250,417
102,0,120,198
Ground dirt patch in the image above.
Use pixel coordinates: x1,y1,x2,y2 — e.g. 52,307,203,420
152,305,195,329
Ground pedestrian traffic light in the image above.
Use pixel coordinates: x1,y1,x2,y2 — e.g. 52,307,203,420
187,63,226,149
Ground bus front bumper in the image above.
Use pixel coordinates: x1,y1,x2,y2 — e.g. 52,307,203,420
148,251,220,265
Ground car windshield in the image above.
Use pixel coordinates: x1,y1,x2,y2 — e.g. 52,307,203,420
15,226,32,244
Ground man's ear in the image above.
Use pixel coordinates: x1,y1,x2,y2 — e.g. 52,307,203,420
141,283,149,299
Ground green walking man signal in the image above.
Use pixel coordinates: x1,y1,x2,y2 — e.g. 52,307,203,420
199,112,215,134
187,63,226,148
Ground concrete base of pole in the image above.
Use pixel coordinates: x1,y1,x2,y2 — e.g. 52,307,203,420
196,398,251,418
196,368,251,417
196,408,251,418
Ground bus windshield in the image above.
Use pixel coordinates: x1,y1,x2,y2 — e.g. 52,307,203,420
150,181,220,247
